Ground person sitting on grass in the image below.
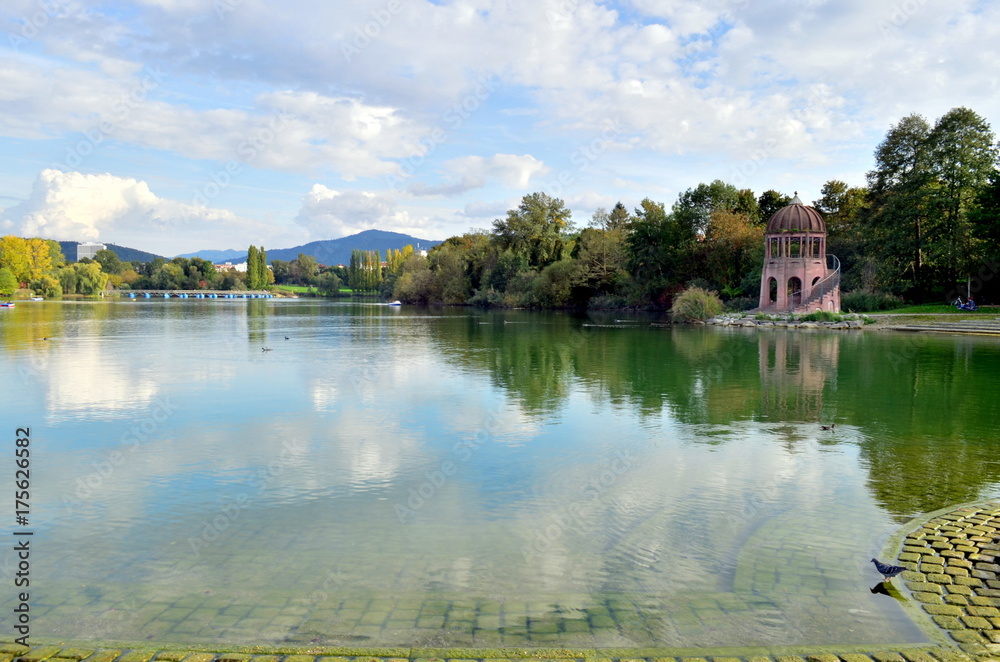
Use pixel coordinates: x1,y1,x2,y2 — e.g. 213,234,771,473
960,296,978,311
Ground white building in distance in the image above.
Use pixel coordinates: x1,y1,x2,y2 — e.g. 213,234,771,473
77,242,106,261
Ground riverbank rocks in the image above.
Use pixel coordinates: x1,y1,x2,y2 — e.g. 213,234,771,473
893,502,1000,657
700,314,869,330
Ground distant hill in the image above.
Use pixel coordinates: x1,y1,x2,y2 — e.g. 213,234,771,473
221,229,442,266
59,241,163,263
175,248,247,262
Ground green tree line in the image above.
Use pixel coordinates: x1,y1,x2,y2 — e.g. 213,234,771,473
387,106,999,309
2,107,996,308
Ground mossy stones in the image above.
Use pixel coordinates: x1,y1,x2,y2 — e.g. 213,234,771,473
18,647,63,662
116,652,156,662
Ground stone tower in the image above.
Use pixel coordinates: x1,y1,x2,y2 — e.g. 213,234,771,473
758,193,840,313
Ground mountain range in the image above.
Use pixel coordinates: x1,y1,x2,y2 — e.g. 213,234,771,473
178,229,442,266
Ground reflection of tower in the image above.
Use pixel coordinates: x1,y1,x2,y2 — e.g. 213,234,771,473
759,332,839,421
758,194,841,313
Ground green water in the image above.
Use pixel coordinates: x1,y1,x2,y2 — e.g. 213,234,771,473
2,300,999,648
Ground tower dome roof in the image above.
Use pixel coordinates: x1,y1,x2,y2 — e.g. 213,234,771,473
765,193,826,233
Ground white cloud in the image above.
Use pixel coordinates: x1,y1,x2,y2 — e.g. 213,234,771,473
294,184,422,238
449,154,549,189
0,55,429,180
2,169,256,254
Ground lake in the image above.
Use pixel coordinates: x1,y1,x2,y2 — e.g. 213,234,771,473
2,299,1000,648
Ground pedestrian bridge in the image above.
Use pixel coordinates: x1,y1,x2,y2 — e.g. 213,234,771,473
121,290,275,299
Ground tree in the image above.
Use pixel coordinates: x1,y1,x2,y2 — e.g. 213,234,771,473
814,180,868,291
757,190,792,223
317,271,342,296
72,261,109,295
971,170,1000,246
492,192,572,269
573,226,626,295
672,180,740,236
734,188,762,224
46,240,65,268
57,266,78,294
258,246,268,288
271,259,291,284
0,236,31,284
607,201,631,232
246,245,269,290
247,246,258,286
625,198,697,302
864,113,934,296
94,249,124,275
348,249,382,291
386,245,413,276
0,267,17,296
29,274,61,298
700,210,765,297
294,253,319,285
925,107,998,292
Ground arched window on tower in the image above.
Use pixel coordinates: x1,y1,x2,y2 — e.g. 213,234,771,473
788,277,802,306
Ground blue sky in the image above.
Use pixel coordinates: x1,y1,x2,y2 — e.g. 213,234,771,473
0,0,997,256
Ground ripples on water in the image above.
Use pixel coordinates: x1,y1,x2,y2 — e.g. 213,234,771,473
3,301,999,647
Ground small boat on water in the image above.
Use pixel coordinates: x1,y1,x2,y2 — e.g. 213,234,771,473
0,302,15,308
388,300,402,306
30,297,43,301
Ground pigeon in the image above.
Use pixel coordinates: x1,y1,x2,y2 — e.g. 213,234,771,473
871,557,905,580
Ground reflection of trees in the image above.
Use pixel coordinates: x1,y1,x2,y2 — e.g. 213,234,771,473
430,314,1000,522
246,299,271,346
431,311,765,421
838,336,1000,520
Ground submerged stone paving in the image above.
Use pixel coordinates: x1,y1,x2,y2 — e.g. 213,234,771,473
7,503,1000,662
889,502,1000,658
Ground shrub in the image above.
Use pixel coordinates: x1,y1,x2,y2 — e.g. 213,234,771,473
671,286,723,322
841,291,904,312
798,310,842,322
30,275,62,298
